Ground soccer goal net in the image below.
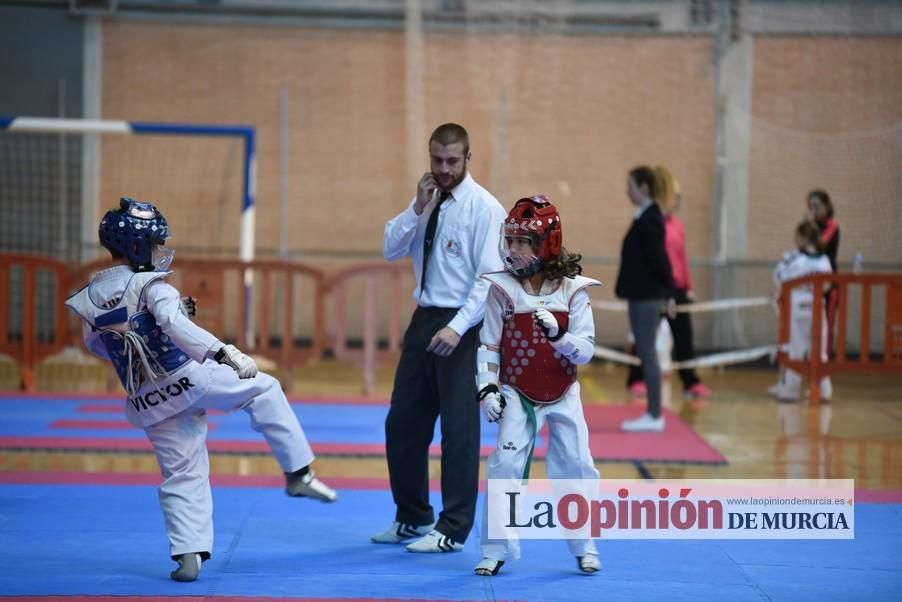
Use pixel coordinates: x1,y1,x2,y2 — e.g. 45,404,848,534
0,117,256,345
0,117,255,264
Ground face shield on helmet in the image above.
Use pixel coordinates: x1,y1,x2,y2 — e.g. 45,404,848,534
500,227,541,277
98,197,171,272
501,195,563,278
152,245,175,271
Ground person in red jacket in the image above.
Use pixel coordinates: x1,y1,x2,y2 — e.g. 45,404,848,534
625,166,711,401
806,189,840,354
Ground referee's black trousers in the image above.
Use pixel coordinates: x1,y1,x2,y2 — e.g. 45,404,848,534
385,306,481,544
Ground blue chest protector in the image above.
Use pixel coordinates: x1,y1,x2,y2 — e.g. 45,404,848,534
66,271,191,394
102,311,192,392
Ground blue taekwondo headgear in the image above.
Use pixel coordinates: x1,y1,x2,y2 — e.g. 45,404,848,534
98,197,172,272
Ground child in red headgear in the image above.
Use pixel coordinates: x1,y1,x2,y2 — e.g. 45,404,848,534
474,195,602,577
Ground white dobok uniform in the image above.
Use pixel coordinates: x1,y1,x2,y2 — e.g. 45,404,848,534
773,251,834,398
66,265,314,559
478,271,601,562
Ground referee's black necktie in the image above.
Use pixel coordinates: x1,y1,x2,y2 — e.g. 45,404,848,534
421,190,451,294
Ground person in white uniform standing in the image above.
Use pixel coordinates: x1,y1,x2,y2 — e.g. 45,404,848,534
770,220,835,402
474,195,602,577
65,198,337,583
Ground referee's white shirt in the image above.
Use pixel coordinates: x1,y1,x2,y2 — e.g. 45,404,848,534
383,172,507,336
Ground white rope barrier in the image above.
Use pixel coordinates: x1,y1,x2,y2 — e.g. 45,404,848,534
591,296,781,370
591,345,641,366
593,297,773,314
593,300,628,311
669,346,778,369
592,344,779,369
678,297,774,313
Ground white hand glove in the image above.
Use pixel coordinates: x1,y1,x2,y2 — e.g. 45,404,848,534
478,385,506,423
179,296,197,318
483,392,506,422
214,344,258,379
534,308,560,340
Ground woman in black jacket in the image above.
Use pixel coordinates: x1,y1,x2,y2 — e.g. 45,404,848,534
616,166,675,432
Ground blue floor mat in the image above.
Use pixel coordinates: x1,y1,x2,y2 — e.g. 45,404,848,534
0,483,900,601
0,396,512,450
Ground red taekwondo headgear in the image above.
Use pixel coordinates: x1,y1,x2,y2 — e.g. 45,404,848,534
502,194,563,277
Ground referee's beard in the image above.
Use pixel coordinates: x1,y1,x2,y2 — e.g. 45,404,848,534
434,167,467,193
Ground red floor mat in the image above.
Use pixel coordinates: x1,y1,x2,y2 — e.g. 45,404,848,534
579,404,726,464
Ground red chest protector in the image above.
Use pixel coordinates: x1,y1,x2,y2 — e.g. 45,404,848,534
500,311,575,404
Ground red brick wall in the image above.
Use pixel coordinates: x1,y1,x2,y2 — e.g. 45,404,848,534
748,37,902,265
100,22,717,264
97,21,901,344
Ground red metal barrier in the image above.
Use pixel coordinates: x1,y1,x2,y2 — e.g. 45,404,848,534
3,253,419,394
70,258,329,391
327,261,413,395
4,255,330,392
778,272,902,404
0,255,71,390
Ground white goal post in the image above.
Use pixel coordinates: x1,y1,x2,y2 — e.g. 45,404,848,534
0,115,257,344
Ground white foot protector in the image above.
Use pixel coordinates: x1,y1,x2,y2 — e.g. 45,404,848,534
170,553,202,582
285,469,338,503
474,557,505,576
577,553,601,574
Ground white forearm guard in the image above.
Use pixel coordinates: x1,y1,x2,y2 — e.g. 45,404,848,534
550,333,595,366
476,345,501,389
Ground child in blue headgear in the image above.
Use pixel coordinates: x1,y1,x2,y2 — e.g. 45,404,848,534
65,197,337,582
